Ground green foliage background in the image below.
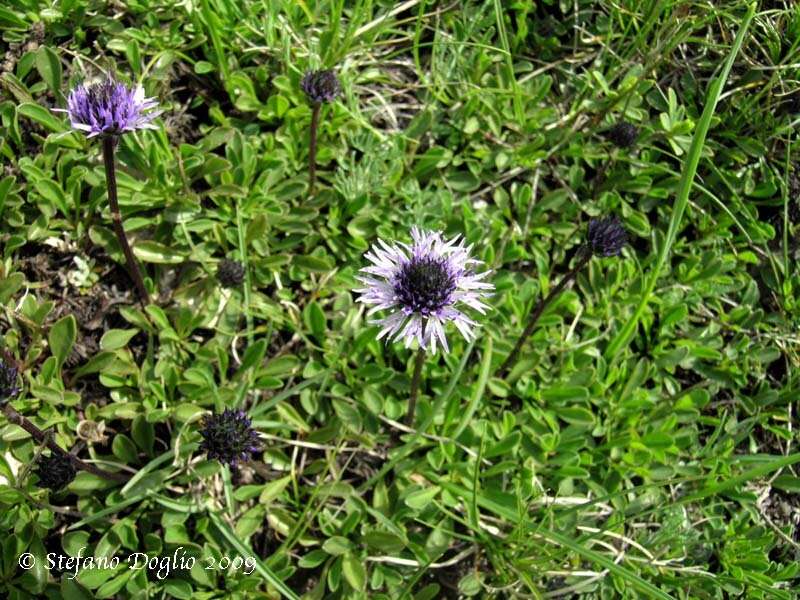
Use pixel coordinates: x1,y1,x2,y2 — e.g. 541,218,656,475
1,0,799,598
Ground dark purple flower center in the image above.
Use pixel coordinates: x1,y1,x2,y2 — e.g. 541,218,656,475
587,216,627,257
34,452,76,491
394,256,457,315
199,409,260,467
301,69,341,104
0,360,19,402
87,80,116,105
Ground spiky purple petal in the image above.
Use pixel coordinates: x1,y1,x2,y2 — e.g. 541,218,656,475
354,227,493,354
56,77,160,138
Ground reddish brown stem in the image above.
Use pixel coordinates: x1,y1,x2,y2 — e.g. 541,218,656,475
3,405,128,483
102,136,150,306
308,103,321,195
499,249,592,376
405,346,426,427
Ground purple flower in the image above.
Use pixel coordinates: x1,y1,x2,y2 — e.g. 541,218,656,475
301,69,341,104
216,259,245,288
199,409,260,467
0,359,20,402
354,227,493,354
34,452,77,491
55,76,160,138
607,121,638,148
587,216,627,257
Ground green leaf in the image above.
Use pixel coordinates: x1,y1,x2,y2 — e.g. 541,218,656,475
293,255,333,273
62,531,91,556
112,434,139,463
100,329,139,351
404,486,440,510
35,46,62,94
163,580,193,599
0,272,25,304
34,179,69,214
60,577,94,600
49,314,77,367
363,531,405,554
554,407,595,426
238,339,267,373
542,386,590,403
342,553,366,591
17,102,68,133
133,241,186,264
0,6,27,28
772,475,800,493
304,301,326,340
72,351,115,378
322,536,353,556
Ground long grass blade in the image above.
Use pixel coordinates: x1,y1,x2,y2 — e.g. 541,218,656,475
604,3,756,360
209,512,300,600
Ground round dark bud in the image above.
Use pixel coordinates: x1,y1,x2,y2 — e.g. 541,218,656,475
0,359,20,403
607,121,638,148
588,216,627,257
393,256,457,316
785,92,800,115
301,69,341,104
217,259,245,288
34,452,77,491
199,409,260,467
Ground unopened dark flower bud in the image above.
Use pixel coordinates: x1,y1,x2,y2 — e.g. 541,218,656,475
607,121,638,148
199,409,260,467
0,360,20,403
587,216,627,257
34,452,77,491
217,259,245,288
301,69,341,104
785,92,800,115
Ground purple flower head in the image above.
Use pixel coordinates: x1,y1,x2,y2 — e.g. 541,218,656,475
56,76,160,138
0,359,20,403
354,227,494,354
217,259,245,288
34,452,77,491
199,409,260,467
587,216,627,257
301,69,341,104
607,121,638,148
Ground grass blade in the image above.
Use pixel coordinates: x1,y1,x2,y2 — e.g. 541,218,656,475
604,3,756,360
209,512,299,600
449,336,492,439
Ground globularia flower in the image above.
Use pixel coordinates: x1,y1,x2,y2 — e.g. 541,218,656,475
0,359,20,402
607,121,638,148
588,216,627,257
217,259,245,288
355,228,493,354
301,69,341,104
199,409,260,467
56,77,160,137
34,452,77,491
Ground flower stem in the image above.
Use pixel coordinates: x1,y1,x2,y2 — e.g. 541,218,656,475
101,136,150,306
308,103,321,195
3,404,128,483
499,248,592,375
406,345,426,426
